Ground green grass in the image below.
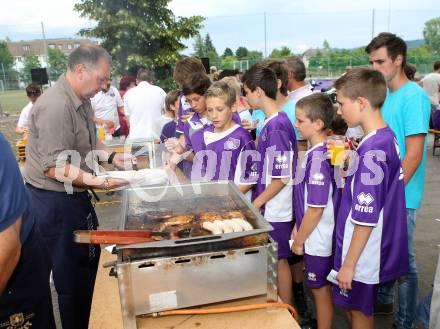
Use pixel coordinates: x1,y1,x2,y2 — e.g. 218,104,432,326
0,90,28,115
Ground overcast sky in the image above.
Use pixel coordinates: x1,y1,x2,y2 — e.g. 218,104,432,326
1,0,439,55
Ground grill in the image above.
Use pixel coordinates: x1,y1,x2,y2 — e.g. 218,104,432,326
111,181,278,329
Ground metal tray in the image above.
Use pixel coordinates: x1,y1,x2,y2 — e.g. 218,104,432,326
118,181,273,250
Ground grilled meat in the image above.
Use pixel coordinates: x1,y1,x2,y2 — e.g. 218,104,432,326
199,212,223,222
221,211,245,220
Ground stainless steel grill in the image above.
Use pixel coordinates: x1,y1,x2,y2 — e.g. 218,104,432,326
111,181,278,329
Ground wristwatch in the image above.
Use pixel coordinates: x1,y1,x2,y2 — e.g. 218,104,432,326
102,177,110,190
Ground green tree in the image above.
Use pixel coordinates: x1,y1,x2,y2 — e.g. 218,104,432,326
20,54,40,83
193,33,205,58
74,0,203,90
0,40,14,70
269,46,293,58
235,46,249,59
193,33,219,63
222,47,233,58
204,33,217,55
423,17,440,52
247,50,263,60
323,40,330,50
48,48,68,81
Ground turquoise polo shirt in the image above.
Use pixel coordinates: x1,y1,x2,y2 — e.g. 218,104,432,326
252,99,302,139
381,81,430,209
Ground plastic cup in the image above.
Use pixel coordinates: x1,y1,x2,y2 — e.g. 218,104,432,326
328,135,346,166
97,125,105,141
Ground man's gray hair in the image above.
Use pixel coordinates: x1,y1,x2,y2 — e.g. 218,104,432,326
68,44,111,71
285,56,306,82
137,68,154,83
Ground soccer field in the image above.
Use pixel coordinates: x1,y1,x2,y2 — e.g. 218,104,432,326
0,90,28,115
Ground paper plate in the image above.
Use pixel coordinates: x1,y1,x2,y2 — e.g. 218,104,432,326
106,168,168,186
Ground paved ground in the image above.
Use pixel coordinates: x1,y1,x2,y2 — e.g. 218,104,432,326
2,115,439,328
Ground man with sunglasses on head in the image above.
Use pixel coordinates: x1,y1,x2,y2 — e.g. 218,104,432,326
15,83,42,137
24,44,133,329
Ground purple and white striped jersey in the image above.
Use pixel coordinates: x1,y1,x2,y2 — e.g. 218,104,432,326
253,111,298,222
294,142,341,257
333,127,408,284
201,124,256,184
183,112,211,154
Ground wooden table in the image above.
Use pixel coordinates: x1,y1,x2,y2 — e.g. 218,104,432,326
89,250,300,329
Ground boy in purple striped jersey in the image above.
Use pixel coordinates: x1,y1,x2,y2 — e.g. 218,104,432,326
291,93,341,329
241,63,298,306
196,80,256,189
164,72,211,178
332,68,408,328
172,57,207,138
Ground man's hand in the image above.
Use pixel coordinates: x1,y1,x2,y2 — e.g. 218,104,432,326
112,153,137,170
106,177,130,190
337,264,354,290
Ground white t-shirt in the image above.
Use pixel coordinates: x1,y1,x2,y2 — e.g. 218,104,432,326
288,83,314,102
421,72,440,106
91,86,123,130
123,81,166,140
17,102,33,128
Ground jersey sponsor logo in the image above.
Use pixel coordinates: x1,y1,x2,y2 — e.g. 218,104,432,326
307,272,317,282
399,167,404,181
357,192,374,206
339,288,349,298
311,172,325,185
224,138,240,150
275,154,289,169
109,92,115,97
355,192,374,213
250,163,258,176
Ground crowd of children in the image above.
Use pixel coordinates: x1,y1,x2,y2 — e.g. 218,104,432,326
160,57,409,329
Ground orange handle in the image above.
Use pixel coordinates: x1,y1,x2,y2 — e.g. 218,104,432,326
88,235,158,245
156,302,299,322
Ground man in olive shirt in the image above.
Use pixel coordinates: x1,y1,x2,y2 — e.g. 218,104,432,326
24,44,131,329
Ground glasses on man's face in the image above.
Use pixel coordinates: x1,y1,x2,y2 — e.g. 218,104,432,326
97,75,111,84
27,92,41,97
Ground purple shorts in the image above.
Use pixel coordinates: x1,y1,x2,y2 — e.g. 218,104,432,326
268,221,294,259
304,254,333,289
332,280,379,316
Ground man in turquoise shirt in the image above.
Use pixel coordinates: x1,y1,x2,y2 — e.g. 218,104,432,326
366,32,430,329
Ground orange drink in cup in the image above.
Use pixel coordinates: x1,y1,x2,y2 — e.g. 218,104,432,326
328,135,346,166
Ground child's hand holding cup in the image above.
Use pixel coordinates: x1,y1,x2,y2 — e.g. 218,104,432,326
327,135,346,166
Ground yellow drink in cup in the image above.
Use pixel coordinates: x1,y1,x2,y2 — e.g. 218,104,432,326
328,135,346,166
97,125,105,141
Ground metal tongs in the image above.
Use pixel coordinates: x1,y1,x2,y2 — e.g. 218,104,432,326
73,230,168,245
